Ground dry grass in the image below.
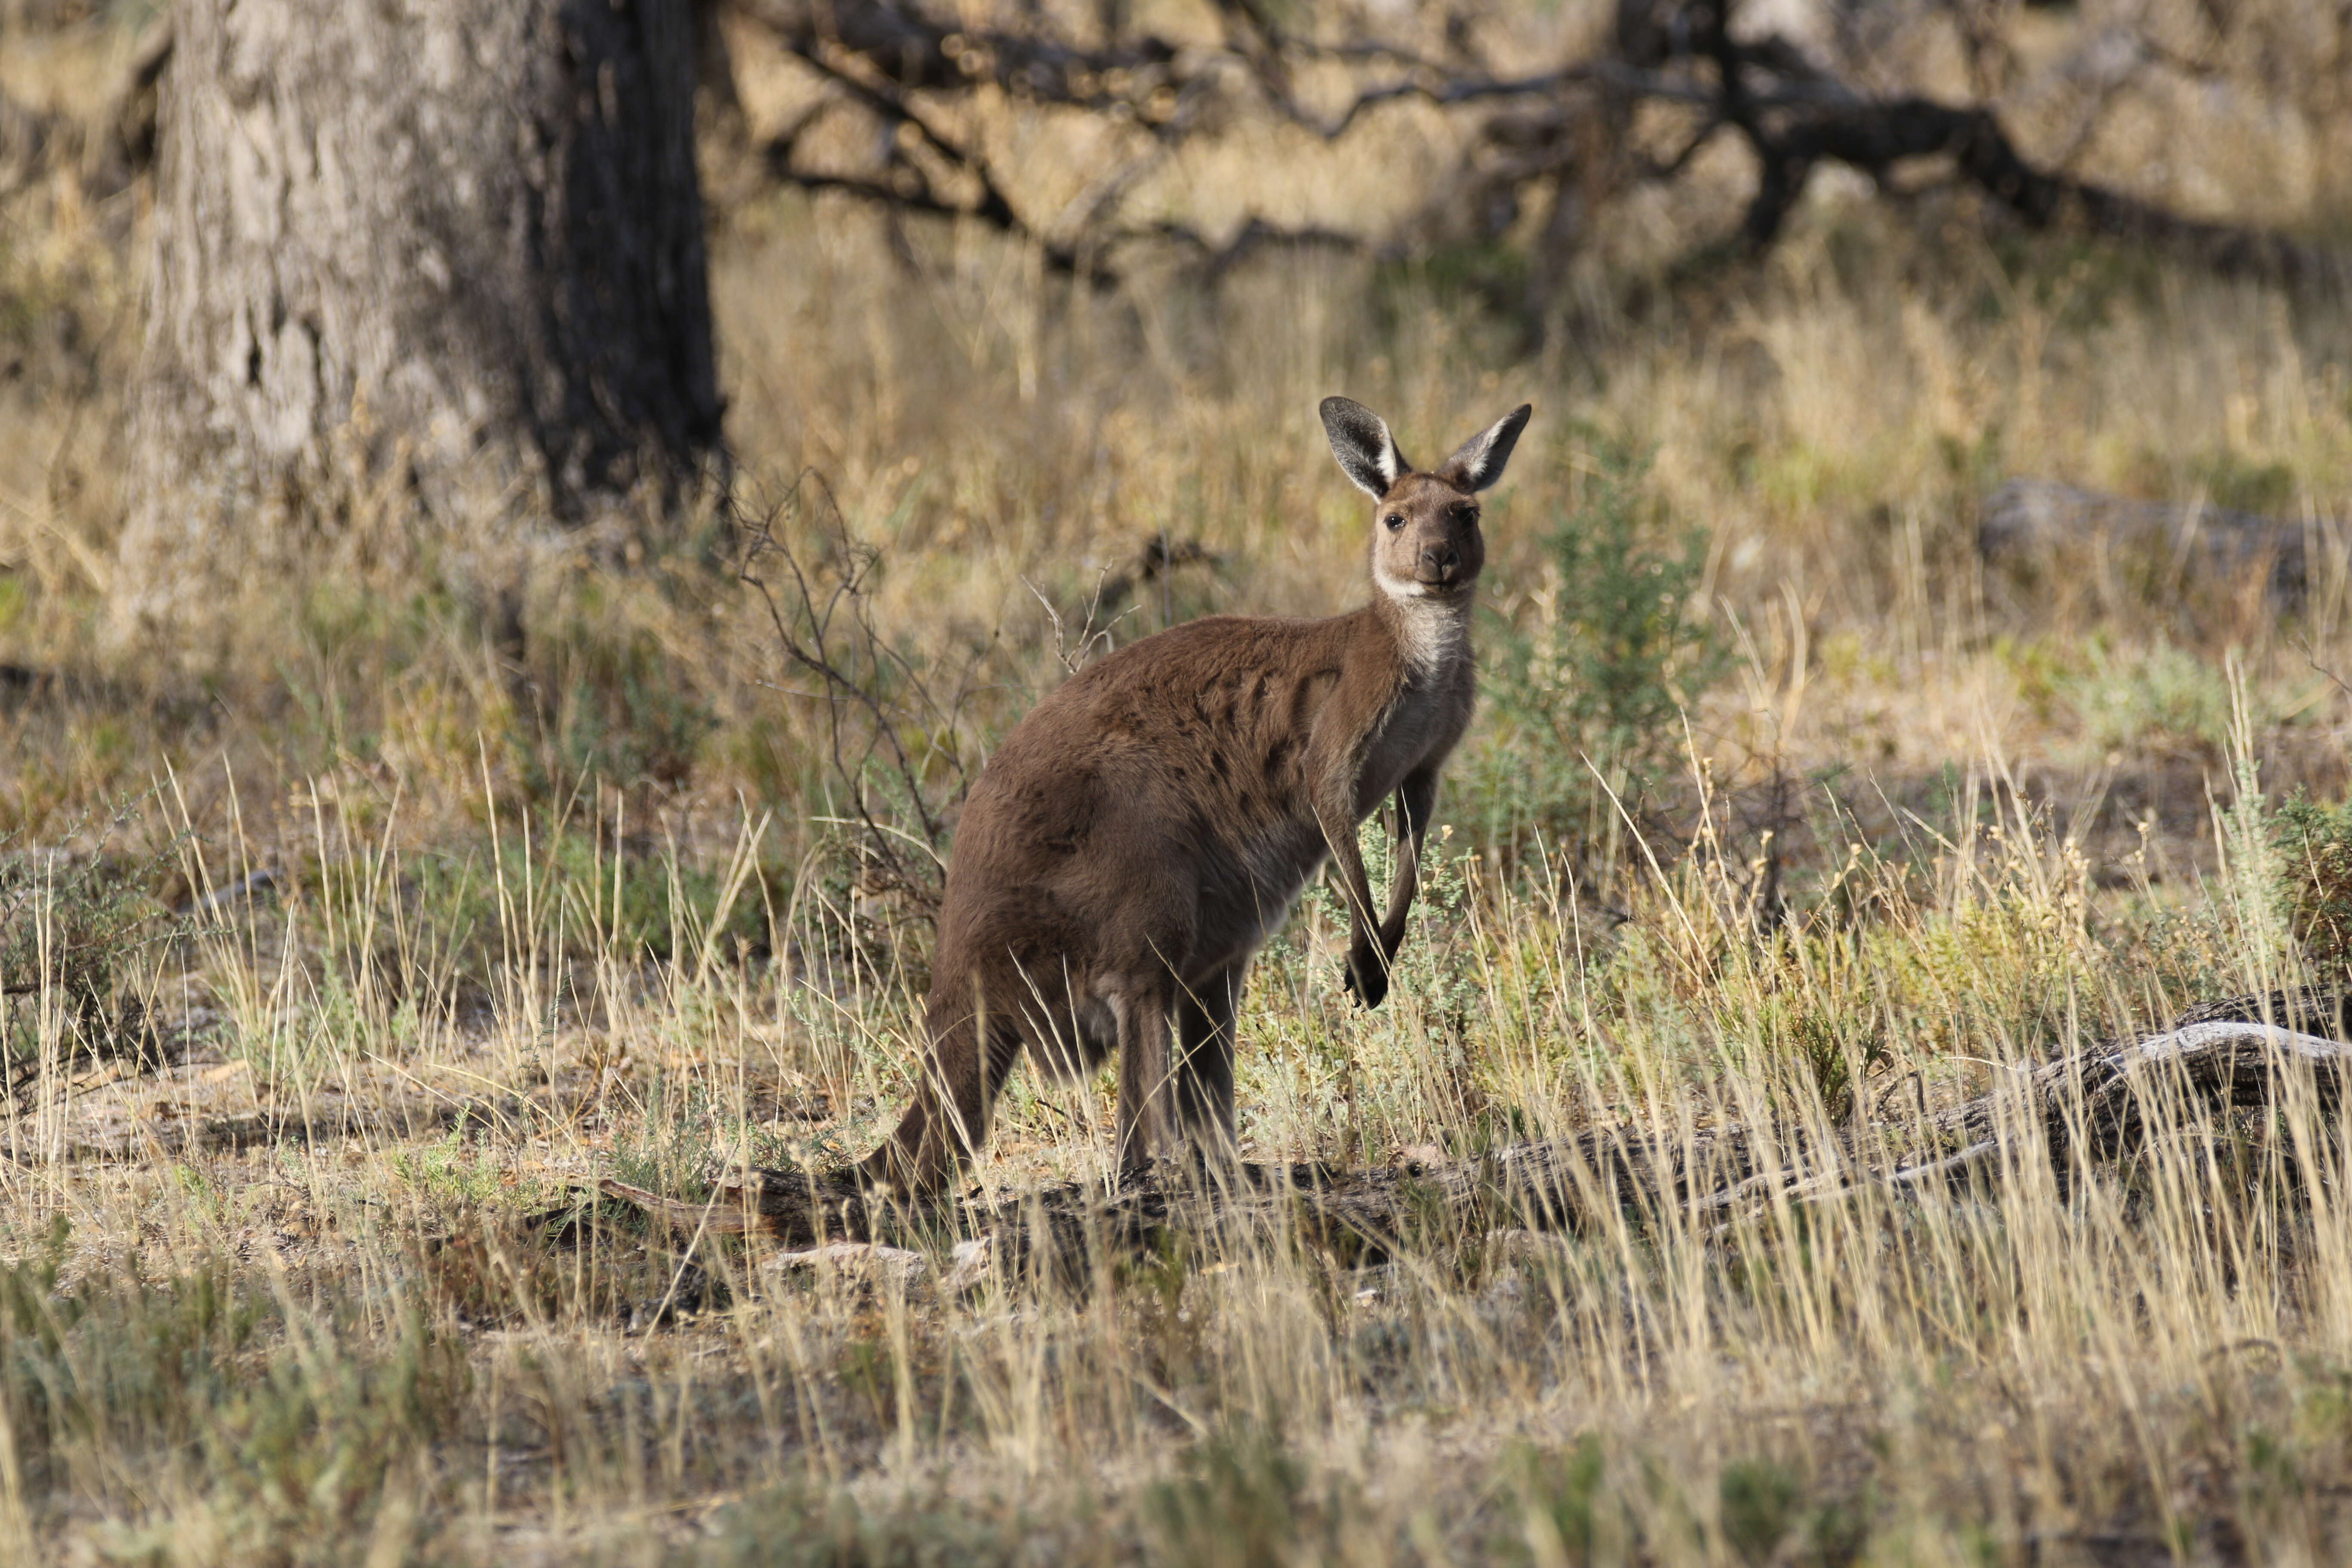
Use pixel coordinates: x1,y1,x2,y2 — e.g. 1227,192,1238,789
6,3,2352,1562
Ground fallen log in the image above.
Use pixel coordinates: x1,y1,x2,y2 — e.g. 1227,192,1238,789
1929,986,2352,1157
596,987,2352,1283
1978,478,2319,606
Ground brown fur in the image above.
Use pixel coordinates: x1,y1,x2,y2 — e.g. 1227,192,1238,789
863,398,1532,1191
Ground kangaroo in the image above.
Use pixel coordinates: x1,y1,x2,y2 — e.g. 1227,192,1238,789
862,397,1531,1191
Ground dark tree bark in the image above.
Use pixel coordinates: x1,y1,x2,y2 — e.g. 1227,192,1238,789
116,0,722,630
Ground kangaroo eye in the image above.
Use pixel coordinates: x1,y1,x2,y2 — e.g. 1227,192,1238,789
1384,514,1405,531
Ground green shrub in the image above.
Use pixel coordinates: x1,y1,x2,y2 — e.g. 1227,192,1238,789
609,1074,724,1202
1718,1457,1801,1566
1507,1435,1608,1563
1143,1424,1328,1568
0,801,184,1072
2062,636,2253,758
2272,792,2352,977
2188,449,2296,516
1480,434,1730,848
704,1485,1029,1568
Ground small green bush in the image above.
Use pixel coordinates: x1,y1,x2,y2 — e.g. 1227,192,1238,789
2272,792,2352,976
704,1485,1029,1568
2188,449,2296,517
609,1074,724,1201
1480,434,1730,847
1507,1435,1609,1562
1718,1457,1801,1566
0,802,184,1072
2062,635,2253,758
1144,1424,1328,1568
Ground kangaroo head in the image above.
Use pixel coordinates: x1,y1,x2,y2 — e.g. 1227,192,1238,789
1320,397,1531,605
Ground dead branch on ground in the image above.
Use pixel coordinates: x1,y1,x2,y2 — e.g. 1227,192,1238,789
1978,478,2318,609
597,986,2352,1286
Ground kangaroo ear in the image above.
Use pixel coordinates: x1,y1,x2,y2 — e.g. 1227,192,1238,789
1320,396,1411,497
1438,404,1532,492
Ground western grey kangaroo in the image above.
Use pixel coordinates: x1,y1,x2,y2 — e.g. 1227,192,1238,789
863,396,1530,1191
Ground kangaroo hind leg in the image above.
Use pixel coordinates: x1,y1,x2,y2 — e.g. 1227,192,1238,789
863,988,1024,1194
1173,962,1244,1162
1113,984,1179,1177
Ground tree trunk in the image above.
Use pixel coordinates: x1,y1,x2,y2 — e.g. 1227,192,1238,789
116,0,721,634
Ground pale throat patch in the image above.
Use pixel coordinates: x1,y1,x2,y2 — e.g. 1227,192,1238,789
1373,558,1472,672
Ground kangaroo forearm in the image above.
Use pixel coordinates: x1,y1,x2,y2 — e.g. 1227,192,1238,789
1332,841,1383,951
1377,775,1437,957
1378,851,1419,956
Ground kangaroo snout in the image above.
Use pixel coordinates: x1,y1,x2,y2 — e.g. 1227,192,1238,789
1421,545,1461,582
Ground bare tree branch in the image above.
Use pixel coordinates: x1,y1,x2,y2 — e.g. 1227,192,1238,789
735,0,1185,114
736,475,984,918
722,0,2346,298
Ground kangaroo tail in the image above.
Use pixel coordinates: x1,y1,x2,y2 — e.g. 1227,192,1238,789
861,993,993,1194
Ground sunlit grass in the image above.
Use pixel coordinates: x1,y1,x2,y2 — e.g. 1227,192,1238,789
3,12,2352,1559
1,716,2347,1561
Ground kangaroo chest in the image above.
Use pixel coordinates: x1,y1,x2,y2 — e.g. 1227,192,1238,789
1353,669,1461,812
1205,652,1467,965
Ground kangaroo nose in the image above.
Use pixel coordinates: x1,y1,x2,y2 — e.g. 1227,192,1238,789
1421,545,1459,579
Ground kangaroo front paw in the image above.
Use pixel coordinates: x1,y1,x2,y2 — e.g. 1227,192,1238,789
1342,947,1390,1009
